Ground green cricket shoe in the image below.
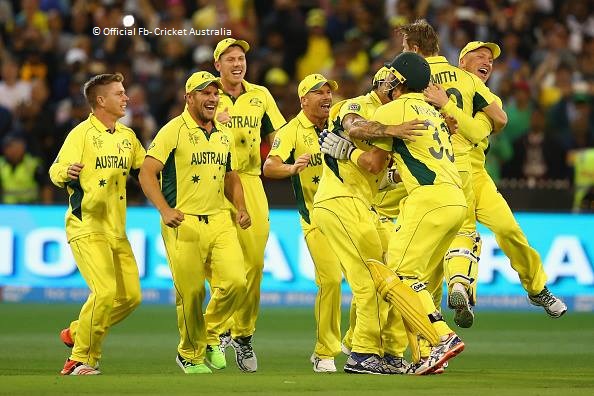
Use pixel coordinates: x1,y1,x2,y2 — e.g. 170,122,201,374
176,354,212,374
206,344,227,369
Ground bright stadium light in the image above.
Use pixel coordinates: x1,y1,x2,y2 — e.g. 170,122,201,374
122,14,135,27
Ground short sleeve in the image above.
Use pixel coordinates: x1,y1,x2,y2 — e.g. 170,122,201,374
146,126,177,165
267,124,296,162
131,135,146,169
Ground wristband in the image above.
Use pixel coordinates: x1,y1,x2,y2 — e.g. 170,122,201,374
349,148,364,164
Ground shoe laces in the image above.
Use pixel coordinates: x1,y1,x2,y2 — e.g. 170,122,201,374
235,338,254,358
384,354,409,370
357,354,397,374
430,335,456,358
178,355,196,368
536,288,557,307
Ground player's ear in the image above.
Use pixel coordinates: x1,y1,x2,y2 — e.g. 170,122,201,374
214,61,221,72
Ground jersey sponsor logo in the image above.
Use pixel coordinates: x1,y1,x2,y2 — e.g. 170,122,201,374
249,98,263,107
308,152,322,166
431,70,457,84
347,103,361,111
190,151,227,166
226,115,259,129
117,139,132,153
272,137,281,149
95,155,129,169
219,134,230,146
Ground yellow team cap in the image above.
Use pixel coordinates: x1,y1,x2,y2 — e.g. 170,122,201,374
459,41,501,62
185,71,222,93
298,74,338,98
213,38,250,61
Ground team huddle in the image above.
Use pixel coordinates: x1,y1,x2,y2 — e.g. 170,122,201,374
49,19,567,376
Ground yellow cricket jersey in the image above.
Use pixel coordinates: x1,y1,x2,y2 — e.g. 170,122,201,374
146,108,235,216
470,95,503,172
373,93,461,193
218,80,286,175
314,91,385,208
426,56,497,172
268,111,324,224
372,182,408,219
49,114,145,242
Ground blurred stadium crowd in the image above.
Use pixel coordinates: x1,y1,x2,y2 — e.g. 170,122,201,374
0,0,592,210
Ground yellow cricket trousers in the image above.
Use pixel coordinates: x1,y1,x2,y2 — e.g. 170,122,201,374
313,197,385,355
227,173,269,338
375,215,409,357
163,212,246,363
443,170,480,304
68,234,141,367
387,184,467,338
473,169,547,294
302,219,343,359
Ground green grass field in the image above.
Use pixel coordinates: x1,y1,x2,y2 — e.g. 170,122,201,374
1,304,593,395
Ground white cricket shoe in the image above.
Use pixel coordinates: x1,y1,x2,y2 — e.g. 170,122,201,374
528,287,567,318
231,335,257,372
310,354,337,373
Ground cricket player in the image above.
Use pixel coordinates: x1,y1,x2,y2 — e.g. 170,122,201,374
212,38,286,372
50,73,145,375
424,41,567,326
323,52,468,374
314,64,450,375
263,74,341,373
139,71,251,374
326,67,429,373
398,19,507,315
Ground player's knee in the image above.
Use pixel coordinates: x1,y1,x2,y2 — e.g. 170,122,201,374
446,232,481,264
94,287,117,307
225,272,248,297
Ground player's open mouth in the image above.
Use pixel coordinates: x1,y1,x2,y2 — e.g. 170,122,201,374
320,103,331,110
204,104,216,111
478,67,489,76
231,70,243,76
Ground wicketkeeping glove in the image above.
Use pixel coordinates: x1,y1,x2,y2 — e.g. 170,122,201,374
319,130,355,160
